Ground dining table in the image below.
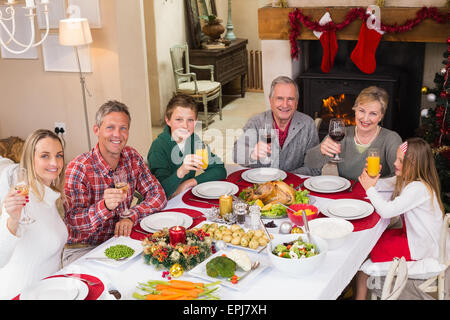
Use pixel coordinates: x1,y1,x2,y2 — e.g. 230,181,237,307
32,164,390,300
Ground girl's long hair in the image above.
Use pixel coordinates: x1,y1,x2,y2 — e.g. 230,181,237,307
392,137,444,214
20,129,66,202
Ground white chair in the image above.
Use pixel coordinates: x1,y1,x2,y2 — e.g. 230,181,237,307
377,257,408,300
417,213,450,300
170,43,222,129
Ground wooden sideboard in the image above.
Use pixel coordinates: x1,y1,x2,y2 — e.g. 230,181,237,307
189,38,248,97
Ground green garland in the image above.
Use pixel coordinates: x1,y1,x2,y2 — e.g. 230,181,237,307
142,228,212,271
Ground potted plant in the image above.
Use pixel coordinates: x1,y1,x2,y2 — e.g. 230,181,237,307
199,15,225,42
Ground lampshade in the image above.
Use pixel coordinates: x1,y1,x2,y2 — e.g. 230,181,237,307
59,18,92,46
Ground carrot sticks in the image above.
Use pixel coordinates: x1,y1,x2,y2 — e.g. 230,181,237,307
133,279,221,300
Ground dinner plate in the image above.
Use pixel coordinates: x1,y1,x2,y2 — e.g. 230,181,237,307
83,236,143,267
192,181,239,199
21,277,89,300
140,212,193,233
321,200,374,221
304,176,351,193
327,199,374,219
188,250,268,291
242,168,287,184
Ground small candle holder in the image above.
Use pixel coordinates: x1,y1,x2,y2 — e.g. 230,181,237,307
169,226,186,246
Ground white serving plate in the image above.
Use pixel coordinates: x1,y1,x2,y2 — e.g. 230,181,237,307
304,176,351,193
140,211,193,233
242,168,287,184
192,181,239,199
188,250,269,290
21,277,89,300
82,236,143,267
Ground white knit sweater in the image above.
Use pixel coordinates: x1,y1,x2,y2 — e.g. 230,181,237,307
366,176,443,261
0,184,68,299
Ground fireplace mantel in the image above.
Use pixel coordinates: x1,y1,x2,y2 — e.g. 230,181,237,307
258,7,449,43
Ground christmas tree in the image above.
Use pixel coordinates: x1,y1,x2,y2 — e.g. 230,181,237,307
419,37,449,212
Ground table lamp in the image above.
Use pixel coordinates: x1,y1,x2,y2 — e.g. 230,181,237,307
59,17,93,150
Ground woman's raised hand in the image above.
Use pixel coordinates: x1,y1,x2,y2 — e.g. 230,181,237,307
3,189,27,221
320,136,341,158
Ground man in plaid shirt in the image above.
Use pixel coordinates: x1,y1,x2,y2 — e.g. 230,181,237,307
62,100,167,265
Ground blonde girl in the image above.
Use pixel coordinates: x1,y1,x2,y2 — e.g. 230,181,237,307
355,137,444,299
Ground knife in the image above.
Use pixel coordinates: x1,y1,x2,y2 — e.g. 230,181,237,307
295,181,305,190
348,180,358,192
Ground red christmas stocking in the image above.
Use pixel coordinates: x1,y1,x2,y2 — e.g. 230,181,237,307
351,13,384,74
313,12,338,73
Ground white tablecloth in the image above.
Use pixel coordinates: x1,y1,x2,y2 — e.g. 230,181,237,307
58,165,390,300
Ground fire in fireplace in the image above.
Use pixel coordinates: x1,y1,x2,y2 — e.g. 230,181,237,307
321,93,356,127
296,39,425,140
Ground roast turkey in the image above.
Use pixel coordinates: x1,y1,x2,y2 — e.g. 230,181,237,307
242,180,296,206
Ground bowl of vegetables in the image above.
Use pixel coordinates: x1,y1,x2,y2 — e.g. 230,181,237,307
287,204,319,226
267,233,327,277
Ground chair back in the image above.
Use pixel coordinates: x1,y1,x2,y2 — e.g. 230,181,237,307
439,213,450,266
381,257,408,300
170,44,191,90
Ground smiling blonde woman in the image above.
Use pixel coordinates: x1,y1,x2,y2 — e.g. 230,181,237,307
0,129,68,299
305,86,402,180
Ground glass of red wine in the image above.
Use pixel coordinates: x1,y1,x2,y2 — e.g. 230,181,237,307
262,123,273,156
328,118,346,163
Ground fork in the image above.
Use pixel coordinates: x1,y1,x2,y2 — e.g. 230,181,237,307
238,261,260,281
348,180,358,192
62,274,99,286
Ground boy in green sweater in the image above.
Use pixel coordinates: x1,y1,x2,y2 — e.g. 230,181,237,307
147,94,226,199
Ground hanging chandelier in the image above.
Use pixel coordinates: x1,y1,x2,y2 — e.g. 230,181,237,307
0,0,50,55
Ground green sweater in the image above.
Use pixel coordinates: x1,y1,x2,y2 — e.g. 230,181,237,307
147,126,227,198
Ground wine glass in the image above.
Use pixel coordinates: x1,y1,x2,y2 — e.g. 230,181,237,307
113,169,132,218
16,168,35,225
261,123,273,157
328,118,346,163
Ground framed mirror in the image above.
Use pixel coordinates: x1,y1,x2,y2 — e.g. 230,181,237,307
185,0,217,49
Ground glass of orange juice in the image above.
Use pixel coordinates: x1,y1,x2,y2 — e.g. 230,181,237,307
195,146,208,170
367,148,380,177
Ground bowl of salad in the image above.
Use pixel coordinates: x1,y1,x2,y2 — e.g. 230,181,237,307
266,233,328,277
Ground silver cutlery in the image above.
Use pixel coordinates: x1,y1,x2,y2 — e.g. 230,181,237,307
134,229,150,235
301,210,314,246
295,181,305,190
276,201,297,214
348,180,358,192
238,261,260,281
84,256,129,262
62,274,99,286
188,198,219,206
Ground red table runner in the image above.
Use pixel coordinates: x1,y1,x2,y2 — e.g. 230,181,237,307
182,169,304,208
131,208,206,241
13,273,104,300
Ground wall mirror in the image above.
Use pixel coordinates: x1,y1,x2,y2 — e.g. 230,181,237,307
185,0,217,49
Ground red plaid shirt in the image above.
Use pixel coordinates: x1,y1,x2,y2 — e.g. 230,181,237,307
64,144,167,245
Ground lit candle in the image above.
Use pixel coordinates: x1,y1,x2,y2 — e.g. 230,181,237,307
169,226,186,246
8,0,15,4
25,0,35,8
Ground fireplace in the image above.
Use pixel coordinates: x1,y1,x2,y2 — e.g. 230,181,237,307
296,40,425,140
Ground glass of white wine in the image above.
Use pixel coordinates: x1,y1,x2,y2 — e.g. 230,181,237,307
113,169,132,218
16,168,35,225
